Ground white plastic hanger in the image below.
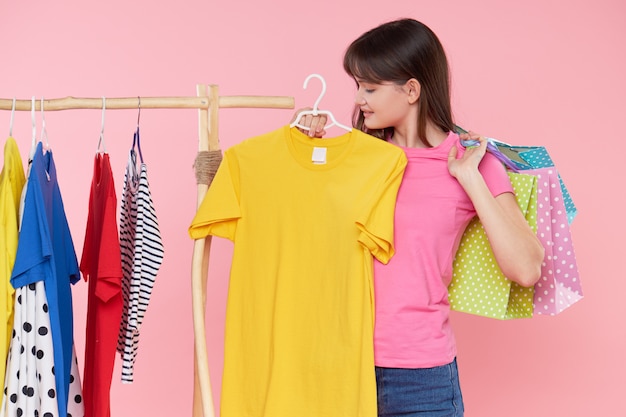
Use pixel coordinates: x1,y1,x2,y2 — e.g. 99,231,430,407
97,96,107,153
40,97,50,150
28,96,38,161
133,96,144,163
9,97,16,138
290,73,351,132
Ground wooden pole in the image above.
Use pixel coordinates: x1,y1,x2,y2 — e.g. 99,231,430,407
191,84,215,417
0,95,294,111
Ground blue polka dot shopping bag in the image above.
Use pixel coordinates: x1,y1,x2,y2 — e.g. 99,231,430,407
469,137,577,225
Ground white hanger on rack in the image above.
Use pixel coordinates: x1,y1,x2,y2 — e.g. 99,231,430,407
28,96,38,161
133,96,144,163
290,73,351,132
97,96,107,153
40,97,50,150
9,97,16,138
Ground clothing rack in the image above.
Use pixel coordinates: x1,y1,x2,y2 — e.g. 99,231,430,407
0,85,295,417
0,94,293,111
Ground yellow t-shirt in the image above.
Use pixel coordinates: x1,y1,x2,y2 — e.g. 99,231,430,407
189,126,406,417
0,137,26,385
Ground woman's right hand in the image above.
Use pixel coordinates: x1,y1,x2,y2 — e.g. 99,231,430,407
290,107,328,138
448,130,487,182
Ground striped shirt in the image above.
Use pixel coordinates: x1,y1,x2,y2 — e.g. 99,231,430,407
117,149,164,383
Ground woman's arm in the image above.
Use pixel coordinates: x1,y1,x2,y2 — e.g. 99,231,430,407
449,135,544,287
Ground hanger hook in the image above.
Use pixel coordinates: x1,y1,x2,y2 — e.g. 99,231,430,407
289,73,352,132
28,96,37,160
31,96,36,143
9,97,16,137
132,95,144,162
137,96,141,127
40,97,49,148
98,96,107,153
303,73,327,115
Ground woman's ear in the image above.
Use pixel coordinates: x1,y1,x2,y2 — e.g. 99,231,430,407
406,78,421,104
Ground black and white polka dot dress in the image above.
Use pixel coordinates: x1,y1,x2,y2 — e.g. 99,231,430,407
1,282,84,417
2,282,57,416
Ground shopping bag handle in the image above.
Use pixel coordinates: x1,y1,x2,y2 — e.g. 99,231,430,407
460,137,526,172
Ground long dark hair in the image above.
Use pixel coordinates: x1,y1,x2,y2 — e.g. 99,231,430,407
343,18,455,146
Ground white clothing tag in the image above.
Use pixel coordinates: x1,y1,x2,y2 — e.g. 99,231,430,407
312,147,327,164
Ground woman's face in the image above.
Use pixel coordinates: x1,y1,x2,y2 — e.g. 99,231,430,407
353,78,413,131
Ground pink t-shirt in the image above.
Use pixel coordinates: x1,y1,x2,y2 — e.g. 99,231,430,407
373,132,513,368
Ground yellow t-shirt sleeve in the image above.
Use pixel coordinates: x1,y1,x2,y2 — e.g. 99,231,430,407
188,149,241,241
356,151,407,264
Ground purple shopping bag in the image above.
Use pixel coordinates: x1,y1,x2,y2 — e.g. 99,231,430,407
531,167,583,315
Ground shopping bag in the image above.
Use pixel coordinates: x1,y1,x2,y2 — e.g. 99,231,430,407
457,129,577,225
485,141,577,225
448,172,537,320
530,167,583,315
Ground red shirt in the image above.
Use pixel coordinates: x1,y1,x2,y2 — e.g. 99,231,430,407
80,153,123,417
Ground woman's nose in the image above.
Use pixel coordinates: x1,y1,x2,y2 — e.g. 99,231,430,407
354,90,366,105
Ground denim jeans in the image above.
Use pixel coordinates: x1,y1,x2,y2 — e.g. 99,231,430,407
376,358,464,417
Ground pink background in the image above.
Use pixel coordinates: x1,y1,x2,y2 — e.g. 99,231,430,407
1,0,623,416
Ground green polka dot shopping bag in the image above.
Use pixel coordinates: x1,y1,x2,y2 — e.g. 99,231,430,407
448,172,538,320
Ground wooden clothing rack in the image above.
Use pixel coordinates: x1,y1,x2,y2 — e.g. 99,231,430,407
0,85,295,417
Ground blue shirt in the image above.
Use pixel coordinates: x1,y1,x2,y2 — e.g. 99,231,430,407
11,142,80,417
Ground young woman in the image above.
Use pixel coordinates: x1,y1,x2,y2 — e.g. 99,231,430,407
295,18,544,417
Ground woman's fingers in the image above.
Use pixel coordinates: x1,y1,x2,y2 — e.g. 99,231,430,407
291,108,329,137
309,114,328,137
